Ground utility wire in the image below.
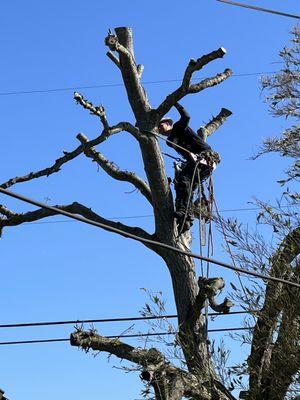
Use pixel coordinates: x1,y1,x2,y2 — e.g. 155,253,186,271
0,327,253,346
1,186,299,289
216,0,300,20
20,205,293,226
0,310,251,329
0,72,274,97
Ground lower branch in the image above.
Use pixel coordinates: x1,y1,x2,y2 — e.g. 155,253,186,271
1,120,140,193
0,201,152,243
70,328,233,400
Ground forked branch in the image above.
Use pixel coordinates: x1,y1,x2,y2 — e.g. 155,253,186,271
156,48,232,118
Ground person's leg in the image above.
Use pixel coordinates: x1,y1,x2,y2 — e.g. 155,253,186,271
174,163,195,231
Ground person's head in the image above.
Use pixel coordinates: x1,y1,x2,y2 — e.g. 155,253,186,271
158,118,173,135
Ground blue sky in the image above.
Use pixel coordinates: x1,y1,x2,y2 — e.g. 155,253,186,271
0,1,298,399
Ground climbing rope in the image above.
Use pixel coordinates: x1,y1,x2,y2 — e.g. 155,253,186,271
154,130,257,318
178,158,204,236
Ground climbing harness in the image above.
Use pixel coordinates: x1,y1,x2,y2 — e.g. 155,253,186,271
177,150,220,235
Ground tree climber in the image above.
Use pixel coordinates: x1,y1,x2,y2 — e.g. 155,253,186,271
159,102,219,232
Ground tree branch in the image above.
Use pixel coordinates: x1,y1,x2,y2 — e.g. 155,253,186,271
156,47,232,118
197,107,233,141
0,201,152,243
189,69,232,93
0,205,17,218
106,51,120,69
74,92,110,131
70,328,165,366
77,133,153,205
70,328,221,400
1,121,140,191
0,144,85,190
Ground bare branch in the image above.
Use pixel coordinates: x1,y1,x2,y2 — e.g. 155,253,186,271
0,205,16,218
70,328,220,400
70,329,165,366
189,69,232,93
156,47,231,118
1,121,140,191
0,144,85,190
109,121,140,140
106,51,120,69
74,92,109,131
197,107,233,141
0,201,152,242
77,133,153,205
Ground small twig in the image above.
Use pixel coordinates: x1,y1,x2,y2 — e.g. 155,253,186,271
137,64,144,78
74,92,109,131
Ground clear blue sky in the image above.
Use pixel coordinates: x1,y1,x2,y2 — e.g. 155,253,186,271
0,1,298,399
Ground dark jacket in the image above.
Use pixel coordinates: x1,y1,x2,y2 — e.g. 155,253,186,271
167,103,211,161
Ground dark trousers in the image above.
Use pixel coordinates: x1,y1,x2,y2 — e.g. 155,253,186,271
174,161,211,220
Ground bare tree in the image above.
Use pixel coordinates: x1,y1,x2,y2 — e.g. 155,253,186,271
0,27,270,400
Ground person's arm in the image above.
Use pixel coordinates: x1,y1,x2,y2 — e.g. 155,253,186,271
174,102,190,129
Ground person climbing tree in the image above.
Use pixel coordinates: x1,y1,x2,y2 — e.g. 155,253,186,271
159,102,221,232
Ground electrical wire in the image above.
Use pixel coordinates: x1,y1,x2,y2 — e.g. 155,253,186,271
17,205,293,226
0,327,253,346
0,310,252,329
0,186,299,289
216,0,300,20
0,72,275,97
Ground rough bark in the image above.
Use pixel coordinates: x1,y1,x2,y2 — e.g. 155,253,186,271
248,227,300,399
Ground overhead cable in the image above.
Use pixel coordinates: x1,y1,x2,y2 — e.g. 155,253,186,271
0,310,251,329
0,327,253,346
0,72,275,97
216,0,300,19
1,187,299,289
21,205,294,226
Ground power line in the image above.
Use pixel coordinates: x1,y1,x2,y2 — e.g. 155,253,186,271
216,0,300,19
19,205,293,226
0,310,251,329
0,327,253,346
0,72,274,97
1,186,299,289
18,207,275,226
